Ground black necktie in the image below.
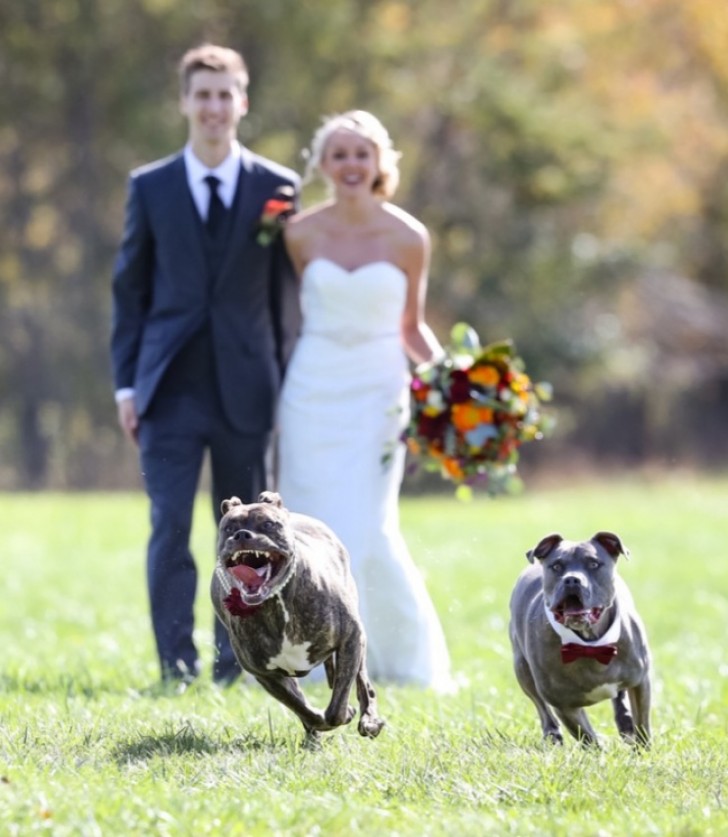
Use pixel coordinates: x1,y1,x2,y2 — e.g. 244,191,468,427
204,175,226,237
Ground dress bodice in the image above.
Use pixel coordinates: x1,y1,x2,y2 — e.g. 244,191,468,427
300,258,407,344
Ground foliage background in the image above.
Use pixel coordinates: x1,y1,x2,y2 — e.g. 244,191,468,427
1,0,728,489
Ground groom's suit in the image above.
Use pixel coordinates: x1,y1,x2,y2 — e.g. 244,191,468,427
111,145,300,682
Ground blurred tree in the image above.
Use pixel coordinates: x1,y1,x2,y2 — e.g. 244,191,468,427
0,0,726,487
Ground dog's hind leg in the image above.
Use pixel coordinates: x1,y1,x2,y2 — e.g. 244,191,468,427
628,680,651,748
323,632,363,730
355,662,385,738
612,690,636,741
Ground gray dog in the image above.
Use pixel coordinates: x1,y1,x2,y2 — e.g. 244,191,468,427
509,531,651,747
210,491,385,746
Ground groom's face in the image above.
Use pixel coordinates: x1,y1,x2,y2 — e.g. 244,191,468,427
181,69,248,152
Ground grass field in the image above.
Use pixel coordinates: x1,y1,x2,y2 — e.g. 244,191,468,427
1,473,727,835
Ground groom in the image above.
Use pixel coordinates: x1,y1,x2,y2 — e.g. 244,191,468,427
111,44,301,687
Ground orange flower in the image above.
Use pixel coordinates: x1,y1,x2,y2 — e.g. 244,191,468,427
442,457,464,480
451,403,495,432
406,438,422,456
468,364,500,387
261,198,294,221
257,187,295,245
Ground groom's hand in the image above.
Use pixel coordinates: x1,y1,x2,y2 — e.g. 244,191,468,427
117,397,139,446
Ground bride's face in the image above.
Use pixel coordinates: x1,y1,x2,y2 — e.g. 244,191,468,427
320,129,380,197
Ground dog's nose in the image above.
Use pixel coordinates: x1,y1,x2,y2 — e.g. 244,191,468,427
563,574,583,588
232,529,254,542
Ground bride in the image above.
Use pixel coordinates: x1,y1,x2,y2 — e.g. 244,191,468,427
278,110,453,690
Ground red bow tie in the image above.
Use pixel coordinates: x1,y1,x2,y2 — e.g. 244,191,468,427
223,588,262,619
561,643,618,665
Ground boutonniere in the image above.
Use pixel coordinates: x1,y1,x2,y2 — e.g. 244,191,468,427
256,186,295,246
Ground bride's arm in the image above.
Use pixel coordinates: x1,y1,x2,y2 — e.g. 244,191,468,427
400,225,444,364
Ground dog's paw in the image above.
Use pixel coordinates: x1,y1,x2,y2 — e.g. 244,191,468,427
358,712,385,739
323,703,356,729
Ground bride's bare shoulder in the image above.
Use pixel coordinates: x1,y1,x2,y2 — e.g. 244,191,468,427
287,202,334,229
381,203,429,247
285,202,335,245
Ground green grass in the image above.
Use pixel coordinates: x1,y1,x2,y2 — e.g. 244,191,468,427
1,474,727,835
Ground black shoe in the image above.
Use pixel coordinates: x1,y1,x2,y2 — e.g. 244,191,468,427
160,658,201,691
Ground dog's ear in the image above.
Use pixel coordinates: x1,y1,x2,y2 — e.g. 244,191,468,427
258,491,283,508
592,531,629,560
221,496,243,515
527,533,563,563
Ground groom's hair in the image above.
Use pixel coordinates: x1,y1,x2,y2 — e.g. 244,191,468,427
178,44,249,95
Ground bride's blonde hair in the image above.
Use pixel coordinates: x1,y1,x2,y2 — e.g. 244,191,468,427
304,110,402,199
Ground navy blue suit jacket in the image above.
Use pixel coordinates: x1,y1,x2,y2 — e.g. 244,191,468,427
111,147,301,434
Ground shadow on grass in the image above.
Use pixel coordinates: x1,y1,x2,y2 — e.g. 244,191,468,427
111,720,275,764
0,672,103,698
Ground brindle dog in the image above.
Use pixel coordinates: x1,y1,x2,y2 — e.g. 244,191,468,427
211,491,385,746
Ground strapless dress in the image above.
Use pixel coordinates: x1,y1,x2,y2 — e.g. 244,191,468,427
277,258,452,689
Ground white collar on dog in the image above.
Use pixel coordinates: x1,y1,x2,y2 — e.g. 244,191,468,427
544,601,621,647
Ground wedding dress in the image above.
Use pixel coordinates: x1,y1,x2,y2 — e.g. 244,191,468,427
277,258,452,690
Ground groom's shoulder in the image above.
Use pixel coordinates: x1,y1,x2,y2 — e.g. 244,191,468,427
130,151,184,184
246,150,300,186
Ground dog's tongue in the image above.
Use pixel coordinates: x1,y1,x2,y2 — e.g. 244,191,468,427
230,564,266,590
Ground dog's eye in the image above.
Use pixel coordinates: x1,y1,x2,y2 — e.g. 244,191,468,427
588,559,600,570
551,562,563,574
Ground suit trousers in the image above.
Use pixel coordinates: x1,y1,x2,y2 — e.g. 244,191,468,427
138,382,270,682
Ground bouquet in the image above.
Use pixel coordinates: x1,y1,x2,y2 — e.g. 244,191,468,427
403,323,553,497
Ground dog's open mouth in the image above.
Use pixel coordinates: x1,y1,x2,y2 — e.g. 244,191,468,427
223,548,292,606
552,594,603,626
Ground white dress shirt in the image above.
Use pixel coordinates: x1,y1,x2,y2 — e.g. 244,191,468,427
184,141,242,219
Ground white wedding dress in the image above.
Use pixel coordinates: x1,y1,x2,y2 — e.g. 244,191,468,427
277,258,452,690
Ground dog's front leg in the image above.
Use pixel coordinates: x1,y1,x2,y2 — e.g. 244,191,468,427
255,674,332,735
513,652,563,743
554,706,599,746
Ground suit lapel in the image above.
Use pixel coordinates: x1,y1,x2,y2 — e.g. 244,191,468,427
213,148,259,290
168,154,208,279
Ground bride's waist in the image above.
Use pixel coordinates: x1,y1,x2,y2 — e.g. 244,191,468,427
301,328,401,347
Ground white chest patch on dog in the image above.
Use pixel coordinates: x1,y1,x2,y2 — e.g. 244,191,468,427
584,683,619,702
266,638,313,676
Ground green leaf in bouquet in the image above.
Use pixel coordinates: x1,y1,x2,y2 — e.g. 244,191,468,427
450,322,481,353
477,339,515,361
534,381,554,401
